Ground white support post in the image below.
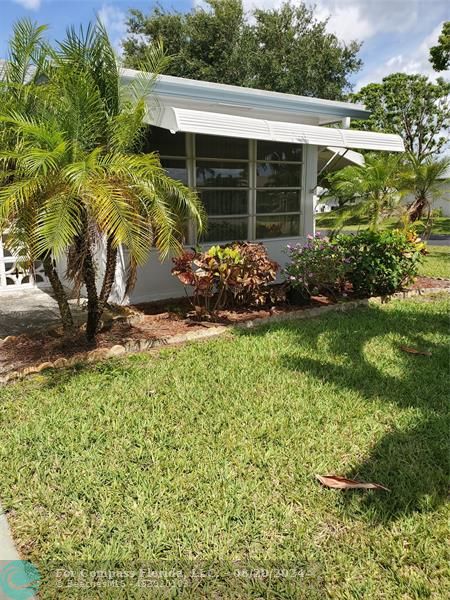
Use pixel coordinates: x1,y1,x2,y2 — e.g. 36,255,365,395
301,144,318,237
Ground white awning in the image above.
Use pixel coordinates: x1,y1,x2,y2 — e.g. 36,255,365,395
146,105,404,152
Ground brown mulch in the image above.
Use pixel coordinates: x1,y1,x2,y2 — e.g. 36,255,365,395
1,277,448,377
410,276,450,289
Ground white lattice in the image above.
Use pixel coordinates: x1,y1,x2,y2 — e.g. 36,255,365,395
0,235,48,290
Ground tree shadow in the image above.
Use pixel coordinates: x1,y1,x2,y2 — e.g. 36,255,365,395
238,301,449,522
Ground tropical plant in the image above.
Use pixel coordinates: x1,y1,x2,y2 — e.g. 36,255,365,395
284,233,347,300
0,21,205,342
336,230,425,297
401,156,450,226
0,20,77,330
324,153,406,231
172,242,278,316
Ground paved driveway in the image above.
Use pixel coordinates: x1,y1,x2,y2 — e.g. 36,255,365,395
0,288,86,337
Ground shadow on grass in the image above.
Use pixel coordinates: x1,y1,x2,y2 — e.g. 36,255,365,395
238,300,449,522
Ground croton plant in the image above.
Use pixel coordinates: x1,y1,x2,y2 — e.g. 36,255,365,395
172,242,279,316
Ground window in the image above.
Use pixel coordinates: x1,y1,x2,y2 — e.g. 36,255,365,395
255,140,302,240
144,128,303,243
196,134,250,243
144,126,187,184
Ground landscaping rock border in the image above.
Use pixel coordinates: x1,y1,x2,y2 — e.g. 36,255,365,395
1,286,449,386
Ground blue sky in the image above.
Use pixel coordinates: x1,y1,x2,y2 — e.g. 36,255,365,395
1,0,449,90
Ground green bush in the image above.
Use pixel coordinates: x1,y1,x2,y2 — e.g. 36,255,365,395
284,234,347,299
336,230,425,297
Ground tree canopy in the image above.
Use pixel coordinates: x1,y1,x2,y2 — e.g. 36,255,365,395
123,0,362,100
351,73,450,162
429,21,450,72
0,20,204,340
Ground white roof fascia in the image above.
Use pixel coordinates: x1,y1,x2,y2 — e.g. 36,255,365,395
120,69,371,121
146,106,405,153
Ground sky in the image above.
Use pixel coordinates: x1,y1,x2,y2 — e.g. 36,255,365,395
0,0,448,91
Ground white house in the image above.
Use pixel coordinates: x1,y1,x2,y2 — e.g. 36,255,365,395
0,70,404,301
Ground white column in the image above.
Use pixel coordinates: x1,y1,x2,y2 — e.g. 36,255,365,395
301,144,318,237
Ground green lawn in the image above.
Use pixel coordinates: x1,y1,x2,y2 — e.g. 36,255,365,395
1,296,449,598
419,245,450,279
316,213,450,236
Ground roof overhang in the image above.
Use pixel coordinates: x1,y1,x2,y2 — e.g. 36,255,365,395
145,105,405,153
121,69,371,123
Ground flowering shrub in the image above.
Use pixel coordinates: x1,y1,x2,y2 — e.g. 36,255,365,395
284,233,347,299
172,242,278,315
336,230,426,297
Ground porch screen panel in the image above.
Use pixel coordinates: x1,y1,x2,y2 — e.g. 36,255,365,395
144,126,188,184
195,135,249,243
255,141,302,239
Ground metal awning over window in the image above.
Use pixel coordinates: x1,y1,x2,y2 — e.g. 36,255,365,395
146,106,404,152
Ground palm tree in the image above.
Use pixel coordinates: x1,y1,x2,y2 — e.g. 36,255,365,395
402,156,450,225
323,153,405,231
0,21,77,330
0,22,205,342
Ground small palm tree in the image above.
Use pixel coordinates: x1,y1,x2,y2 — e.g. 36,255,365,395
0,21,205,342
402,156,450,224
324,153,405,231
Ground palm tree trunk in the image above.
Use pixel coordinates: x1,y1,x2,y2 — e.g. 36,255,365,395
42,255,74,333
408,196,427,222
82,245,99,344
99,237,117,313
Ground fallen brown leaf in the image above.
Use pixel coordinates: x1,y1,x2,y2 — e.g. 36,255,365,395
316,474,390,491
400,346,431,356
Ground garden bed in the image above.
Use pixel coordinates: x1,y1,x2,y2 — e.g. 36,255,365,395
0,276,448,379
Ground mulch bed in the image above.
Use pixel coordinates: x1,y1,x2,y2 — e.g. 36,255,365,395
0,276,448,377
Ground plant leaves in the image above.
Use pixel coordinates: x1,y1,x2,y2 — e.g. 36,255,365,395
316,474,390,491
400,346,432,356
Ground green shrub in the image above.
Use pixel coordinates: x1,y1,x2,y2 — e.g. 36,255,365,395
336,230,425,296
284,234,347,300
172,242,278,315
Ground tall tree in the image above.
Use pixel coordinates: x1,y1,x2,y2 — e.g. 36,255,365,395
0,22,204,342
123,0,362,100
351,73,450,163
429,21,450,72
0,20,76,332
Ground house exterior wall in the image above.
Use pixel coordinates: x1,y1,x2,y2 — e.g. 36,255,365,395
109,143,318,305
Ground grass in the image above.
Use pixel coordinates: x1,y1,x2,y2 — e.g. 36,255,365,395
0,296,449,598
316,213,450,236
419,245,450,279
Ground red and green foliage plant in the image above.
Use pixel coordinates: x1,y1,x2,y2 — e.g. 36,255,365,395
172,242,278,315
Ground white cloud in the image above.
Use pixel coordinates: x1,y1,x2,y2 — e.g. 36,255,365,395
355,21,450,89
312,0,421,42
13,0,41,9
97,3,127,55
239,0,422,43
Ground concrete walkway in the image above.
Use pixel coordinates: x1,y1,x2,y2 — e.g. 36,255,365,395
0,288,86,337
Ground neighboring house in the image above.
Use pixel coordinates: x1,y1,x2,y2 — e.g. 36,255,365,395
0,70,404,300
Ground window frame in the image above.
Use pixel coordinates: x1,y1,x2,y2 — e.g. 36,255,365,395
152,128,304,244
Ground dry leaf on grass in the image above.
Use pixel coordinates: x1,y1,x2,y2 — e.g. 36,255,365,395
316,474,390,491
400,346,432,356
